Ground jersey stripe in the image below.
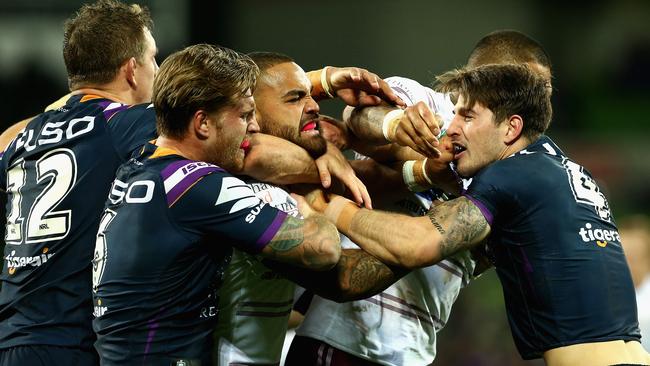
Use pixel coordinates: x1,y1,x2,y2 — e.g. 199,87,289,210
161,160,224,206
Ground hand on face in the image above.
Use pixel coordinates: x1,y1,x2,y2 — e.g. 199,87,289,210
327,67,406,108
389,101,443,158
314,142,372,209
318,115,351,151
424,136,462,196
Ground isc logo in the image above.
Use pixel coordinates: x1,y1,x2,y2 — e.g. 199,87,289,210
108,179,155,204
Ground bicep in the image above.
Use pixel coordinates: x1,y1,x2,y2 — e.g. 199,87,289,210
261,214,339,270
425,196,491,260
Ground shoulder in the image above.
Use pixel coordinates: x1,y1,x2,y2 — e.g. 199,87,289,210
109,103,155,125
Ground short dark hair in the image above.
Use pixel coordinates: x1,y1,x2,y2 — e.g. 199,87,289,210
248,52,295,73
436,64,552,140
467,30,552,73
63,0,154,89
153,44,259,139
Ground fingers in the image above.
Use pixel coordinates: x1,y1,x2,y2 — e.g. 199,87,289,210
393,102,442,157
338,172,372,209
329,67,405,107
315,158,332,188
290,193,315,218
358,178,372,209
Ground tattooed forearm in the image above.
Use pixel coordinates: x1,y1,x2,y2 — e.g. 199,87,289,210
343,249,408,299
262,248,406,302
427,212,446,235
268,216,304,252
427,197,489,259
266,213,340,270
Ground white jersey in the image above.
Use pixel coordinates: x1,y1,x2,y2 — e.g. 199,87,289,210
637,275,650,351
215,180,299,365
295,77,475,366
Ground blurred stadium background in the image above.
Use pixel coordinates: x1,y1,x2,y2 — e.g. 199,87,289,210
1,1,648,365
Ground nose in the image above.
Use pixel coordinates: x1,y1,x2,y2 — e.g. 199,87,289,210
247,115,260,133
305,96,320,115
446,115,462,138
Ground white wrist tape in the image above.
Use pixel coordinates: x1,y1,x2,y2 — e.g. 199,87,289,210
402,160,427,192
422,158,433,185
321,66,334,98
382,109,404,142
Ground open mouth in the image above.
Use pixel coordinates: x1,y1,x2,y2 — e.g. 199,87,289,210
452,143,467,159
300,121,318,132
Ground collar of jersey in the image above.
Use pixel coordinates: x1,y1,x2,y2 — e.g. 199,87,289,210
143,141,184,160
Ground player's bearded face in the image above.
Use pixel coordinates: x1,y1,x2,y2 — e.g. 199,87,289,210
255,62,328,159
448,96,509,178
261,112,327,159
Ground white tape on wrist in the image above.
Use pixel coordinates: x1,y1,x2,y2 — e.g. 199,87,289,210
382,109,404,142
422,158,434,185
321,66,334,98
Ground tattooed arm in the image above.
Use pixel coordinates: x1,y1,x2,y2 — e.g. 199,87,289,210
260,209,341,271
263,248,408,302
304,192,491,269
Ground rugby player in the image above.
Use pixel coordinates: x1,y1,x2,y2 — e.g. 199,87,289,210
0,1,158,364
214,51,410,366
299,63,650,366
287,30,554,366
91,44,342,365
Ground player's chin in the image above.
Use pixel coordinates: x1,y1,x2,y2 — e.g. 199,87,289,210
225,149,246,173
455,160,475,179
301,137,327,159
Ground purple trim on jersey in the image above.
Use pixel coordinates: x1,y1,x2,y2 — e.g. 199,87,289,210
437,261,463,279
379,292,430,318
254,211,288,251
426,89,436,110
464,194,494,225
161,160,224,206
97,100,129,121
390,85,415,105
364,297,440,328
518,247,541,305
143,306,167,359
143,321,160,358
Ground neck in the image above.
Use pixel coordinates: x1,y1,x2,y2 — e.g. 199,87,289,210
155,135,204,162
497,136,532,160
72,77,139,105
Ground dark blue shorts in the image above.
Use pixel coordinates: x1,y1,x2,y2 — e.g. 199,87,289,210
0,345,98,366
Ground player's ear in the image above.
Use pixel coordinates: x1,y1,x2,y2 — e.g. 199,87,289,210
124,57,138,89
192,110,211,140
504,114,524,144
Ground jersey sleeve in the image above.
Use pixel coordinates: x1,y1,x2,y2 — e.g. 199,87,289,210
384,76,455,134
463,162,519,226
107,103,157,160
165,164,288,253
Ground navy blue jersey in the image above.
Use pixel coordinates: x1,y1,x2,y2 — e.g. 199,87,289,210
0,95,156,350
465,136,640,359
92,142,288,364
